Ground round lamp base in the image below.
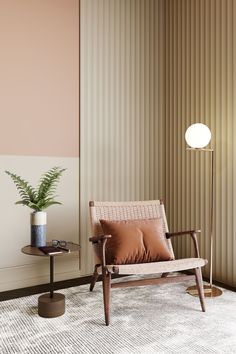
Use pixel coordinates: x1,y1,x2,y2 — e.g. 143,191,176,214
38,293,65,318
186,284,223,298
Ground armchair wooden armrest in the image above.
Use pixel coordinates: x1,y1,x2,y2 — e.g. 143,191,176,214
89,235,112,244
166,229,201,237
89,235,111,267
166,229,201,258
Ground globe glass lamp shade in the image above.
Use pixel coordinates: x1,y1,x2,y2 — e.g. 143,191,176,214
185,123,211,149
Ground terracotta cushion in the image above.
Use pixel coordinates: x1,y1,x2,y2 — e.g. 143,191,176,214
100,218,174,265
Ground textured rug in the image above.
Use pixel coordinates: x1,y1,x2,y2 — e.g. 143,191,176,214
1,276,236,354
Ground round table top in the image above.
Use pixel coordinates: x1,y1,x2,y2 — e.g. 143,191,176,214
21,242,80,257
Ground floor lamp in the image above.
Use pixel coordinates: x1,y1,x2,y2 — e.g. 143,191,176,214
184,123,222,298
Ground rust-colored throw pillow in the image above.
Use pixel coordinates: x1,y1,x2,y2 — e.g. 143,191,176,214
100,218,174,265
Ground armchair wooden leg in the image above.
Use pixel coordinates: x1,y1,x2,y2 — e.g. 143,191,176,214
90,266,99,292
161,272,169,278
194,267,206,312
102,268,111,326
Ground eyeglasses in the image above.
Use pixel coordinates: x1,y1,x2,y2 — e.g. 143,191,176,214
52,240,67,247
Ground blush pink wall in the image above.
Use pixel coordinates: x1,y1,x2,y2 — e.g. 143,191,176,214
0,0,79,157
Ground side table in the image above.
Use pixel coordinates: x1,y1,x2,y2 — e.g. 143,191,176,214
21,242,80,318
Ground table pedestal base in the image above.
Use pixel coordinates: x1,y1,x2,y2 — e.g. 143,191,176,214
186,284,223,297
38,293,65,318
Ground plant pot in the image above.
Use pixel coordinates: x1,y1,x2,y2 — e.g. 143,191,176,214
31,212,46,247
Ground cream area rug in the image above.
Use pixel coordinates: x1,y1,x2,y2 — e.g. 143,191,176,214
0,276,236,354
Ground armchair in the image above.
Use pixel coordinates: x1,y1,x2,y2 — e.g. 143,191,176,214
89,200,207,325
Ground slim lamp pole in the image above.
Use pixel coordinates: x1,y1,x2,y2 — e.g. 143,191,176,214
210,150,214,288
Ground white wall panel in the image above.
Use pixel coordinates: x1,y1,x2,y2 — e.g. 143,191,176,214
0,156,80,291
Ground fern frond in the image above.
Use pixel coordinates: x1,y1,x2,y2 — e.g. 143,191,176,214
37,167,66,201
5,171,37,203
15,200,31,206
41,201,62,209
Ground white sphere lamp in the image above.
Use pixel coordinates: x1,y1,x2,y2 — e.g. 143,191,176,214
185,123,211,149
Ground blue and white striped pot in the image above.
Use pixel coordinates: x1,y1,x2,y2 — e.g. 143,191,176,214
30,212,47,247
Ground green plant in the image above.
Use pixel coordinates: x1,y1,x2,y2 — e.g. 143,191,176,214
5,167,66,212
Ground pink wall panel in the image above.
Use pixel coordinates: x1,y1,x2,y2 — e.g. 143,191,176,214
0,0,79,157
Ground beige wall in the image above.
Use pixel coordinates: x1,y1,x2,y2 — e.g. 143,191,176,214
160,0,236,287
80,0,165,275
0,0,80,291
80,0,236,288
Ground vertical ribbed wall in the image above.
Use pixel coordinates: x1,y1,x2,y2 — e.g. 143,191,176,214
162,0,236,286
80,0,164,274
80,0,236,287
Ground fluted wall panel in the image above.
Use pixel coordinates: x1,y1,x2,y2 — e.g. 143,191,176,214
161,0,236,286
80,0,164,274
80,0,236,287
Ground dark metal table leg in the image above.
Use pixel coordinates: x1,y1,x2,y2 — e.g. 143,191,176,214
50,255,54,298
38,255,65,317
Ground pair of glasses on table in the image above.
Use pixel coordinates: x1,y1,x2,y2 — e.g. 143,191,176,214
51,240,69,252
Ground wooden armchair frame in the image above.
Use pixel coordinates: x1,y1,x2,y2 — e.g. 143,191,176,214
89,200,207,325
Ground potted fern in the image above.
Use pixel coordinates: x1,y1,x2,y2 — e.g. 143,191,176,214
5,167,66,247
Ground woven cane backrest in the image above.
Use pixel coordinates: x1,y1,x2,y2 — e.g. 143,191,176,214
89,200,174,258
